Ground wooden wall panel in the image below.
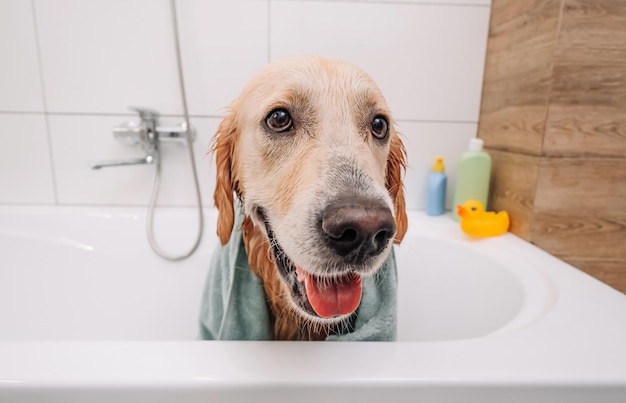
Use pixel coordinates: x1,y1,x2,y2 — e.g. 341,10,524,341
479,105,548,156
551,65,626,106
487,149,539,239
544,105,626,157
531,157,626,292
531,213,626,263
554,0,626,66
544,0,626,158
479,0,626,293
478,0,562,155
533,158,626,212
484,0,562,92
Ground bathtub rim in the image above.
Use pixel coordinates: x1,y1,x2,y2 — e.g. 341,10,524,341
1,206,626,394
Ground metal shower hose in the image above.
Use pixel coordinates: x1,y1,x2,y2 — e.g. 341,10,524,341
146,0,204,261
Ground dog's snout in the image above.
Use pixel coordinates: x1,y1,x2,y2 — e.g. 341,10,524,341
321,197,395,264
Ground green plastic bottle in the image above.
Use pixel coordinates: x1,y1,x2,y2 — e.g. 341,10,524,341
452,138,491,222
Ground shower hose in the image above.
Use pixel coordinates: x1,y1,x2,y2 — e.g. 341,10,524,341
145,0,203,261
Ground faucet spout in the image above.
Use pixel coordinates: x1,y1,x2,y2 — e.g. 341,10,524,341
89,107,192,171
90,154,156,170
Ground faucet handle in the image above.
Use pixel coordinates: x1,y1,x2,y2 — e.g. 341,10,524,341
128,106,160,123
113,120,146,145
156,121,196,144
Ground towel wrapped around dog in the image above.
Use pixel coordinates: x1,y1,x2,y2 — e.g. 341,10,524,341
199,211,397,341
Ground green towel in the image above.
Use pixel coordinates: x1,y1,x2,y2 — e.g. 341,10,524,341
199,211,397,341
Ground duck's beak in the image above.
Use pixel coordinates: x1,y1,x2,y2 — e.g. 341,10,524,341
457,205,466,217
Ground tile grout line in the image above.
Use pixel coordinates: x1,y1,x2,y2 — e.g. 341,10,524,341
267,0,272,62
475,0,493,141
528,0,566,244
30,0,60,206
0,110,479,125
274,0,490,7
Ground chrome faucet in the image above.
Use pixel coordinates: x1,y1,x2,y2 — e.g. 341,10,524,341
90,106,195,170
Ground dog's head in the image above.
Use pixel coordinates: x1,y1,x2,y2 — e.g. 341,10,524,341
212,56,407,328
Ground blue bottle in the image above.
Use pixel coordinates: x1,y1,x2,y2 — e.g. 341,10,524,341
426,157,447,216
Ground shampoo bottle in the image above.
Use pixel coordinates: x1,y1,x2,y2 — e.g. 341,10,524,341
426,157,447,216
452,138,491,221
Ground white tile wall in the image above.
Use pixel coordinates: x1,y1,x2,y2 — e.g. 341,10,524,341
0,0,492,210
398,121,477,210
0,114,55,204
177,0,269,116
34,0,182,115
48,115,216,206
285,0,490,5
270,0,490,122
0,0,45,112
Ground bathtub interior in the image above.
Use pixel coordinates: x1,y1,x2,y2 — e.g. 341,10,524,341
0,207,212,341
1,207,538,342
4,206,626,403
396,235,525,341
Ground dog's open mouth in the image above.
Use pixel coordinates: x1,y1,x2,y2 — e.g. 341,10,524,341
259,209,362,320
294,266,362,318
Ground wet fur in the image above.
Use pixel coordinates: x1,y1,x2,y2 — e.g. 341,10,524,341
211,56,407,340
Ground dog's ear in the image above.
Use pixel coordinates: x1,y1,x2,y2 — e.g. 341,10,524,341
211,108,238,245
386,132,408,244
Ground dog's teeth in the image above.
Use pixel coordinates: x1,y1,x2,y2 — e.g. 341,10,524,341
295,266,307,283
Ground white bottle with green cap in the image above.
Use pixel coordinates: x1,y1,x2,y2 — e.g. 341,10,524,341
452,138,491,221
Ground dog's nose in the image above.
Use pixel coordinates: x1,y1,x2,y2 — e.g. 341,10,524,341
321,197,396,264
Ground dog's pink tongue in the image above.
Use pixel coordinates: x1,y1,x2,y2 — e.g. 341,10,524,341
296,267,362,318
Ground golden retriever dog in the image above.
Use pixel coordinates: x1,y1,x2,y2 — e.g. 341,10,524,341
211,55,407,340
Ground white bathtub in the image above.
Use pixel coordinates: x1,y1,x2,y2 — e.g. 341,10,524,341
1,206,626,402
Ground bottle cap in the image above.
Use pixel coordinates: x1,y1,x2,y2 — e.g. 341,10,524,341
432,157,444,173
469,138,484,152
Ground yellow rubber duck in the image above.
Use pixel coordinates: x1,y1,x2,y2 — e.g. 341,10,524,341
457,200,510,237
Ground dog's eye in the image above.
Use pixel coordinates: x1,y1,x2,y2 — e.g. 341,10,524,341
265,108,294,133
371,116,389,139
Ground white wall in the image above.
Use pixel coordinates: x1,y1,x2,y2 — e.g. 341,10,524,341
0,0,491,209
